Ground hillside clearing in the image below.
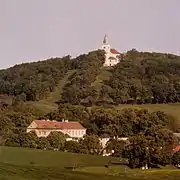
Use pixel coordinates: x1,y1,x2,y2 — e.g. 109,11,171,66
91,67,112,95
115,103,180,119
27,70,76,115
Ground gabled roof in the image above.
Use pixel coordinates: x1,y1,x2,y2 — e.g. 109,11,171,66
110,49,120,54
32,120,85,130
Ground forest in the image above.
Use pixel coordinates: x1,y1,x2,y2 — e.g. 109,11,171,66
1,101,180,168
104,50,180,104
0,49,180,168
60,49,180,105
0,55,72,101
0,49,180,106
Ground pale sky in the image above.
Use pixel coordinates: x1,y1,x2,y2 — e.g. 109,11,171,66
0,0,180,69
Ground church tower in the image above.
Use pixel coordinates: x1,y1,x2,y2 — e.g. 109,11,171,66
102,34,110,53
101,34,120,67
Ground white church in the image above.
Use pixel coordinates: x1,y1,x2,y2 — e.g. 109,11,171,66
102,35,120,67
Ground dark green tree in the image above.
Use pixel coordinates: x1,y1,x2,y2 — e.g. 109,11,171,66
47,132,66,150
172,151,180,168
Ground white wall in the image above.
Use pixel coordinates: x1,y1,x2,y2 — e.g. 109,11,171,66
27,127,86,138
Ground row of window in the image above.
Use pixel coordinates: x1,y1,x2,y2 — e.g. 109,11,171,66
38,131,47,135
69,130,85,136
37,130,86,136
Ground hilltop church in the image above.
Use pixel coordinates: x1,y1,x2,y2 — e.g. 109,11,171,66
102,35,120,67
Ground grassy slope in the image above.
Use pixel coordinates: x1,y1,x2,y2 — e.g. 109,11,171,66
91,67,112,96
27,70,76,115
25,67,180,119
91,68,180,119
0,147,179,180
115,103,180,119
0,146,117,167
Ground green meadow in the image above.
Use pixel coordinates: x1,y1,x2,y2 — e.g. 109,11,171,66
0,146,179,180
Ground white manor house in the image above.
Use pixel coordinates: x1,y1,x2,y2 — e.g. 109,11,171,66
27,119,86,139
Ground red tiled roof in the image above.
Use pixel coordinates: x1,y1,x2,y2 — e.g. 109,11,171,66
110,49,120,54
172,145,180,153
34,120,85,130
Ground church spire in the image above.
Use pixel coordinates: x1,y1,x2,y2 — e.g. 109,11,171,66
103,34,108,44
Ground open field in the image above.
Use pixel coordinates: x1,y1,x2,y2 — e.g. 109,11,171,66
0,147,179,179
115,103,180,119
0,146,117,167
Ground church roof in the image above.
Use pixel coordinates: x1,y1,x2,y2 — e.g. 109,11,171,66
110,49,120,54
173,145,180,153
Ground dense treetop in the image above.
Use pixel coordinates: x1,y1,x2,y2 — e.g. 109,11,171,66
60,50,104,105
0,49,180,168
0,49,180,140
1,49,180,106
103,50,180,104
0,56,71,101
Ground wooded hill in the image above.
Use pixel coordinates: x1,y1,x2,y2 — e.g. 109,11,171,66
1,49,180,173
1,49,180,109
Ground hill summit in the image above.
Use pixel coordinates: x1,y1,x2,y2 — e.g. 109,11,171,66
0,39,180,112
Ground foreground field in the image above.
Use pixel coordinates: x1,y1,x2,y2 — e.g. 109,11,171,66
0,147,180,180
0,146,117,167
0,163,180,180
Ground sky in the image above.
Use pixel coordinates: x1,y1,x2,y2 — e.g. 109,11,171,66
0,0,180,69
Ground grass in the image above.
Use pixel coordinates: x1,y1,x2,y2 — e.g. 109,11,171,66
27,70,76,115
90,68,180,120
115,103,180,119
0,146,179,179
76,166,180,180
26,67,180,120
0,146,118,168
91,67,112,95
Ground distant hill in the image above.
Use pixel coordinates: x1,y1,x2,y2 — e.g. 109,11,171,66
59,49,180,106
0,49,180,114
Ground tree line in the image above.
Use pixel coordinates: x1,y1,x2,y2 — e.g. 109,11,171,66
2,102,179,146
59,49,180,106
41,104,180,137
60,49,180,106
0,100,180,168
0,56,72,101
60,50,105,105
1,49,180,106
101,50,180,104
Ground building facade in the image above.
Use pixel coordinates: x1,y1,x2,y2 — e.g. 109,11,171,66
102,34,120,67
27,119,86,138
